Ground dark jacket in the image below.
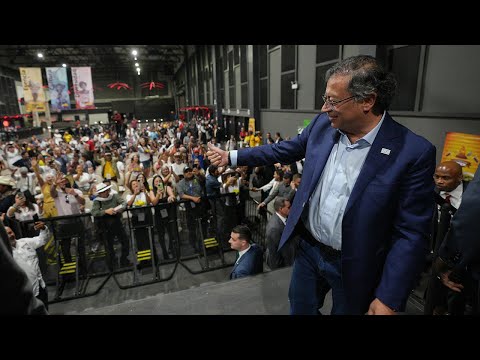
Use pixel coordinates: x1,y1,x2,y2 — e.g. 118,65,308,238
230,243,264,279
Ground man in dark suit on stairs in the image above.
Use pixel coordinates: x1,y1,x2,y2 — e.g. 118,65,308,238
229,225,263,280
266,197,297,270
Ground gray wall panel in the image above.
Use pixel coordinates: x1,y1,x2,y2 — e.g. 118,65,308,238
269,49,281,109
260,110,319,140
235,67,241,110
297,45,316,110
422,45,480,113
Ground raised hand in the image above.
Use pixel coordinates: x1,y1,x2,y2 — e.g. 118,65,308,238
206,143,228,167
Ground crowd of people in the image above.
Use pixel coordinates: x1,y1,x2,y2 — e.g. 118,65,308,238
0,110,302,312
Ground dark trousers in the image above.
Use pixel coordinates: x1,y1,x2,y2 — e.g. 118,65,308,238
55,220,87,274
97,215,130,268
185,203,207,252
289,223,347,315
424,272,467,315
155,207,176,260
37,285,48,311
130,210,153,252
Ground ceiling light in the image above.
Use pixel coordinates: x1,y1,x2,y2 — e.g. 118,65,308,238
135,63,139,67
62,63,67,68
132,50,137,56
37,53,43,58
134,57,137,61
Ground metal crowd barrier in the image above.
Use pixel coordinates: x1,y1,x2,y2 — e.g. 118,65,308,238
10,191,273,304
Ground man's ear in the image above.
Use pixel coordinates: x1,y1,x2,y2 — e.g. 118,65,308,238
362,94,377,113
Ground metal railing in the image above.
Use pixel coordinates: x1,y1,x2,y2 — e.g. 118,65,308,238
10,192,272,303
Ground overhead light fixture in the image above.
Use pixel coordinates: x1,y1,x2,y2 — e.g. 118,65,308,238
131,50,137,56
37,53,43,58
134,57,137,61
135,63,139,67
62,63,67,68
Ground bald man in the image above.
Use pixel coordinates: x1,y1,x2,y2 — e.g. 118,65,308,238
424,160,467,315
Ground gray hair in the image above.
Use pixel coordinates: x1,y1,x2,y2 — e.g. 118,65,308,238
325,55,397,115
274,196,289,212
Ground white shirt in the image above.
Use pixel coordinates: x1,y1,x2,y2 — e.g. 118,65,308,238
440,182,463,210
74,172,91,191
10,203,41,222
236,244,251,264
14,173,37,194
276,212,287,225
54,188,83,216
12,228,50,296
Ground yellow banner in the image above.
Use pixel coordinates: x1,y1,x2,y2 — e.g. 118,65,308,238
248,118,255,133
441,132,480,181
19,67,46,112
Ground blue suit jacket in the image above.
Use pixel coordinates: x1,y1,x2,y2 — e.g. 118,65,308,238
230,243,264,280
237,112,436,312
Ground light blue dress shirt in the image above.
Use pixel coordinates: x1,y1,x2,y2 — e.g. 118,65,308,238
304,112,386,250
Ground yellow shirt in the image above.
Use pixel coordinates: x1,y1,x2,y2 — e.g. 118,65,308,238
63,134,72,143
103,161,116,179
254,135,261,147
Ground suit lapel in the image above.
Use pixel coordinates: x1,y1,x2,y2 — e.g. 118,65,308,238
344,114,400,216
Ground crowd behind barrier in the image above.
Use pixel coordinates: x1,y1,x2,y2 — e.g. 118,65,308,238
9,192,273,302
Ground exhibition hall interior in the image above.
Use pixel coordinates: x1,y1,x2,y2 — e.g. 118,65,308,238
0,45,479,315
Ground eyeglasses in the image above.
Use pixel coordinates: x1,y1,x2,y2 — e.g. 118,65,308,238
322,95,356,109
65,194,70,204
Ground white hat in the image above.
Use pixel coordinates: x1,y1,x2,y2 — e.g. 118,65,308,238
95,183,112,194
0,176,16,187
81,136,89,142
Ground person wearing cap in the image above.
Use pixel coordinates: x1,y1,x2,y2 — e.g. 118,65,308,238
13,167,37,198
95,151,119,183
176,166,206,253
91,183,131,269
0,175,17,215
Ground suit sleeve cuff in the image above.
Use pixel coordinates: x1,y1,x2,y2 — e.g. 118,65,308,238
229,150,238,167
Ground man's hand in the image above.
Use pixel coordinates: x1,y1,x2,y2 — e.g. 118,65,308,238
440,271,464,292
367,298,396,315
105,208,116,215
192,196,201,204
33,221,46,231
206,143,228,167
257,202,265,210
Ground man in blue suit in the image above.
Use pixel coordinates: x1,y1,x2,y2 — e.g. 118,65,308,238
208,55,436,315
229,225,264,280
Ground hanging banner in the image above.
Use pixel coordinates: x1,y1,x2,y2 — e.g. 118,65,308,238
19,67,46,112
46,67,71,111
71,67,95,109
441,131,480,181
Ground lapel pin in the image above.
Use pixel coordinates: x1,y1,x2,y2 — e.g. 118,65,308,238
381,148,391,155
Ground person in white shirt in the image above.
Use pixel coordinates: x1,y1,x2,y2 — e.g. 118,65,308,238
13,167,37,196
7,221,50,309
